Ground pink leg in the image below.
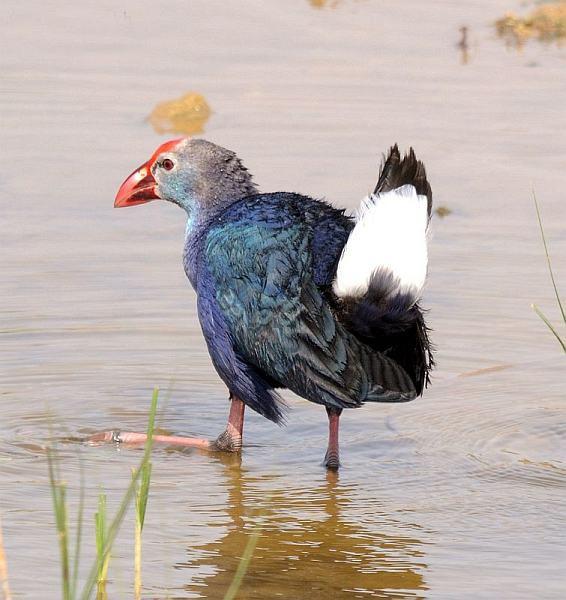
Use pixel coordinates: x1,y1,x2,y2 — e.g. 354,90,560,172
89,395,246,453
323,407,342,470
212,395,245,451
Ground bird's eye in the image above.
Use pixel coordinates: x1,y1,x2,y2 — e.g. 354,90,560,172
161,158,175,171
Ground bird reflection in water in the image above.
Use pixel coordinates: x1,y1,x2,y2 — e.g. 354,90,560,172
176,454,428,598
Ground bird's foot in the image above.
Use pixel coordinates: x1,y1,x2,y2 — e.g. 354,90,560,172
211,424,242,453
88,430,211,449
323,449,340,471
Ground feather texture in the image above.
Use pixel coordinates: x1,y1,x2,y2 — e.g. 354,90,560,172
374,144,432,216
188,192,417,423
331,146,434,395
333,184,429,301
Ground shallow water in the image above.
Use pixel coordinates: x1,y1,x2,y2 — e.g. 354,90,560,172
2,1,566,598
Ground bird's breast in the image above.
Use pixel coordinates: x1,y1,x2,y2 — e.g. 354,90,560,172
182,235,200,289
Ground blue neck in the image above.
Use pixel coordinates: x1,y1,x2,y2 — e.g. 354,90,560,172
181,192,251,288
184,213,196,239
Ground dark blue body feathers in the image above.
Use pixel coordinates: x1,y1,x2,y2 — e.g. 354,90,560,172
185,192,418,424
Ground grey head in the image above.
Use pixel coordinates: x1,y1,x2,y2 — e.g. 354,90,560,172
115,137,258,223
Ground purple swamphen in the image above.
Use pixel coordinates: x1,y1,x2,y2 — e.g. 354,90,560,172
109,138,434,469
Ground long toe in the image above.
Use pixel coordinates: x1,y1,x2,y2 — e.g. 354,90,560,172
87,430,211,449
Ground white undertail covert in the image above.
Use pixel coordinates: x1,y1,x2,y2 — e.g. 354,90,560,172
333,184,429,302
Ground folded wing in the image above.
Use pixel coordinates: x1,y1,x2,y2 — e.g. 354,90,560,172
199,193,416,423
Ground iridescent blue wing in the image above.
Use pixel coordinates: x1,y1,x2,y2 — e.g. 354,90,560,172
198,194,416,423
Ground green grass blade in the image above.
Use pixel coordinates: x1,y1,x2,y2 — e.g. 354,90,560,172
532,304,566,353
144,388,159,459
83,483,137,598
157,375,176,429
134,469,142,600
136,463,152,532
47,447,71,600
71,456,85,598
533,190,566,325
134,387,158,600
80,389,159,600
137,387,158,531
95,492,109,584
82,482,135,600
223,523,263,600
134,516,142,600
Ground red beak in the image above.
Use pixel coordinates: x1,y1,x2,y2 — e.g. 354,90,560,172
115,138,185,208
114,163,159,208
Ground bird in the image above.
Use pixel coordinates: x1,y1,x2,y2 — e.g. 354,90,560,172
111,138,434,469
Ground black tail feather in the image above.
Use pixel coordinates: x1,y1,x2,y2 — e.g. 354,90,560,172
374,144,432,218
336,270,434,395
335,144,435,394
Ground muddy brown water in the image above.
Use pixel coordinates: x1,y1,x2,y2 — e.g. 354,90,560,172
2,1,566,598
